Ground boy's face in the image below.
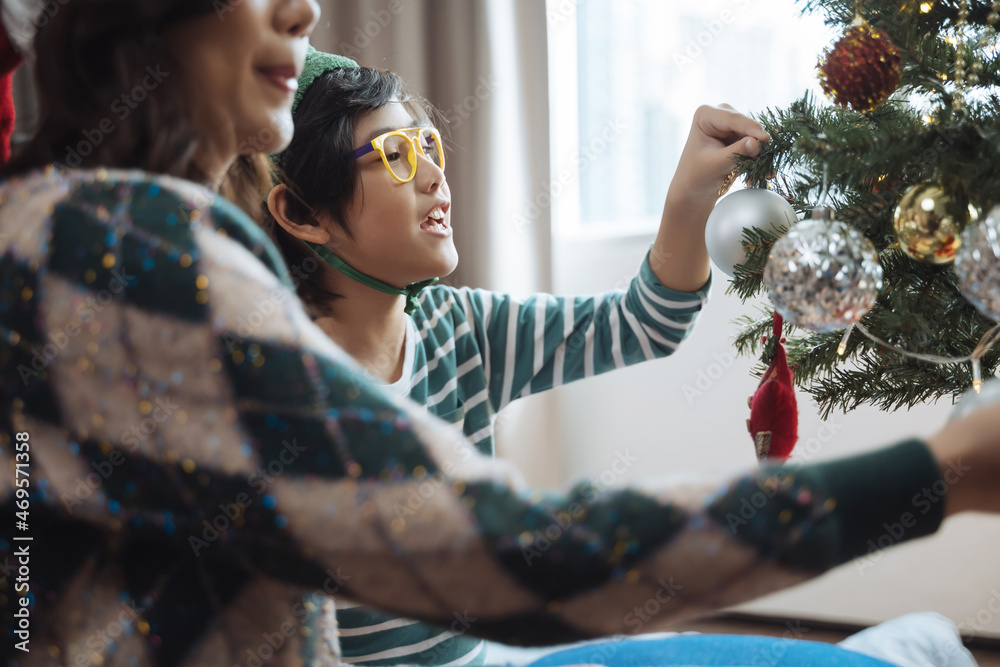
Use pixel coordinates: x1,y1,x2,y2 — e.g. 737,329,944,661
328,102,458,287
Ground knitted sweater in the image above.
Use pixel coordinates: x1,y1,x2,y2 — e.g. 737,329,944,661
0,167,946,667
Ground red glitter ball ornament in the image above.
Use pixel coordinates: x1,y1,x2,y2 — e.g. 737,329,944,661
818,21,902,112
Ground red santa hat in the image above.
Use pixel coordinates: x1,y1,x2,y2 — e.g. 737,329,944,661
0,0,42,164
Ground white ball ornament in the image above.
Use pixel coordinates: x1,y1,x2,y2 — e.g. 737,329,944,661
705,188,798,277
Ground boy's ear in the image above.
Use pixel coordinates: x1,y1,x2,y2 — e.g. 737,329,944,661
267,184,331,245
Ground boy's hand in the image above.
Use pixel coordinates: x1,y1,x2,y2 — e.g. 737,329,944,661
650,104,769,293
666,104,770,211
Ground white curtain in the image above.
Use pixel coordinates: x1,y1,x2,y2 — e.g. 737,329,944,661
313,0,562,484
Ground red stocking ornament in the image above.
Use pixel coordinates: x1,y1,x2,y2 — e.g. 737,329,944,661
747,311,798,461
0,17,23,164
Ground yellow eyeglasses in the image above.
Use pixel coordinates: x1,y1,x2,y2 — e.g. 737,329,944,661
352,127,446,184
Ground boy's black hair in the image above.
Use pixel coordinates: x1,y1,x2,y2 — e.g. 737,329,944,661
261,67,439,315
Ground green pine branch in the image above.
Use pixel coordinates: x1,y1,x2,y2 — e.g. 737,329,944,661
727,0,1000,416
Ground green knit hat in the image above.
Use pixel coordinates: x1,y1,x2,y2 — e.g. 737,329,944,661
269,46,357,164
293,45,359,114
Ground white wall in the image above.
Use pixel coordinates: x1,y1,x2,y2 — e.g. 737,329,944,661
495,230,1000,637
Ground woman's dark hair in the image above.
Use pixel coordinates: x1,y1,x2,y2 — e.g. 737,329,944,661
3,0,236,184
261,66,437,316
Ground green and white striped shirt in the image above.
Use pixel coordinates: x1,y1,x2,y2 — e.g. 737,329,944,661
332,249,712,666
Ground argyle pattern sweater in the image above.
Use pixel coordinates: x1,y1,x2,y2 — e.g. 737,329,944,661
0,167,945,667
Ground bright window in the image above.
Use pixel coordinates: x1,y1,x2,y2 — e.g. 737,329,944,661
548,0,834,237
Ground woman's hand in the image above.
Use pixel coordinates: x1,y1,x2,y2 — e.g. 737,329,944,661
926,394,1000,517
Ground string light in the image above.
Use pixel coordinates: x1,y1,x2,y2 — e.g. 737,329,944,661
849,322,1000,393
837,324,854,356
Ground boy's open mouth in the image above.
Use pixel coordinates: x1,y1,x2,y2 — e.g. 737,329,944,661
420,205,451,235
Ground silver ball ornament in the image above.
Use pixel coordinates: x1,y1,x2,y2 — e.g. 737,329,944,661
705,188,798,277
764,209,883,332
955,205,1000,322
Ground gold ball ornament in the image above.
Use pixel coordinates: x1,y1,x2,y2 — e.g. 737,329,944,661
892,185,979,264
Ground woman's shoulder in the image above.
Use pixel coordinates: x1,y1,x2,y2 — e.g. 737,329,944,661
0,166,263,233
0,165,293,287
0,165,217,206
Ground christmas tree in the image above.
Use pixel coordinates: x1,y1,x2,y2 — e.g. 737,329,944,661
724,0,1000,419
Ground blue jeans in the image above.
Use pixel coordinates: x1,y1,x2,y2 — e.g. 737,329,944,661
525,634,897,666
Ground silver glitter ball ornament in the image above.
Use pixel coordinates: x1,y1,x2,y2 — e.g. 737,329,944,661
705,188,798,277
764,208,883,332
954,205,1000,322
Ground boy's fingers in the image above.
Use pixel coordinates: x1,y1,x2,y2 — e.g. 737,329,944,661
698,105,770,143
725,136,762,160
700,137,762,186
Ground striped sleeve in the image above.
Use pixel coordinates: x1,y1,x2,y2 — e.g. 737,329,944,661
457,248,711,411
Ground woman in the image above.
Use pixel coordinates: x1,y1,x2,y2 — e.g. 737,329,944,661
2,2,999,666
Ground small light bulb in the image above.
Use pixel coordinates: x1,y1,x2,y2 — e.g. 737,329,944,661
838,325,854,356
972,358,983,393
